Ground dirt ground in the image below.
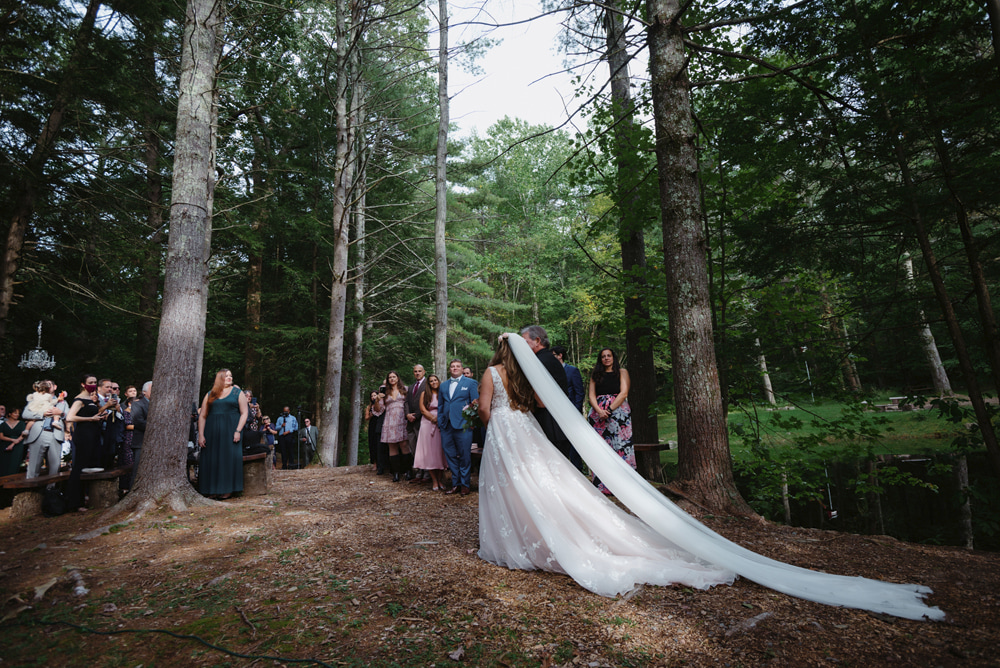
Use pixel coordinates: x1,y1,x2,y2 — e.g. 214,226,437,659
1,466,998,667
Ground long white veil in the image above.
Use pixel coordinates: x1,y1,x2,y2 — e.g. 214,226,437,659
505,333,944,621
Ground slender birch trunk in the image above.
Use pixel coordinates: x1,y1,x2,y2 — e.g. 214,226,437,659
902,254,952,395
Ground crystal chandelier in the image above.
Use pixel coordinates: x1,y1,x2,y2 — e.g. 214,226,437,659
18,321,56,371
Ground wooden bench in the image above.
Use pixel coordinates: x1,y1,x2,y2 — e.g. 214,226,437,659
1,466,131,519
242,451,272,496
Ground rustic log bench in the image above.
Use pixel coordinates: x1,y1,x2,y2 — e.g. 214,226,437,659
242,451,272,496
1,466,131,519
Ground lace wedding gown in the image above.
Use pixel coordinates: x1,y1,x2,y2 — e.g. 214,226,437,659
479,366,735,596
477,335,945,621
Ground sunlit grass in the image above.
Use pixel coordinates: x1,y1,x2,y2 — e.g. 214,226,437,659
656,396,963,467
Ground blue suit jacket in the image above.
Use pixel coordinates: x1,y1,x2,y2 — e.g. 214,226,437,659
565,364,584,411
438,376,479,430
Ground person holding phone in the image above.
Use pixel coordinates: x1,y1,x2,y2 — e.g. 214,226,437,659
64,373,108,511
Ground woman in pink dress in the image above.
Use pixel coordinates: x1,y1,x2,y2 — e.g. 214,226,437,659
377,371,411,482
414,375,447,491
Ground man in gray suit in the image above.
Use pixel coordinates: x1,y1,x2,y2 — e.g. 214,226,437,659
23,381,68,479
130,381,151,485
298,418,318,464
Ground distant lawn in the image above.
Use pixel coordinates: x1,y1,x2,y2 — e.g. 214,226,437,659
656,397,962,468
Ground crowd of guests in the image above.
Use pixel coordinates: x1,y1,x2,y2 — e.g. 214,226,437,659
0,375,151,512
1,328,633,511
363,326,635,496
0,367,321,510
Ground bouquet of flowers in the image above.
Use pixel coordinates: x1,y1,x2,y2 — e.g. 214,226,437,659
461,403,482,430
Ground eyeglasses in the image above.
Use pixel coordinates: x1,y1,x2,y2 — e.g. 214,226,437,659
111,386,120,391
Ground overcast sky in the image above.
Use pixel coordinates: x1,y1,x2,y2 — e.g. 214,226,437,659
445,1,587,138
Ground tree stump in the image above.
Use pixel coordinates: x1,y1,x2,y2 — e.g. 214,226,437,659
242,453,271,496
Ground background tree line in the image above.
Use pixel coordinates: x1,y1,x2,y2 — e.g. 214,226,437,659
1,0,998,513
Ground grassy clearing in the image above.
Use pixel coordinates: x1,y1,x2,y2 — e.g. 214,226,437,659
657,396,963,468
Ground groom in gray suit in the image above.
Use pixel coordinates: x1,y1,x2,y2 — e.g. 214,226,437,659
438,358,479,495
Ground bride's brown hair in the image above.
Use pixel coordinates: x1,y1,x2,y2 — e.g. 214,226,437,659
489,336,536,413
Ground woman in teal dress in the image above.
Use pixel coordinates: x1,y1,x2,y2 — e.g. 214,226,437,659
197,369,249,499
0,407,28,475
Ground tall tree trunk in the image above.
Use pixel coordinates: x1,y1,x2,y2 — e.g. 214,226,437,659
345,151,368,467
244,108,271,394
902,253,952,395
318,0,357,467
645,0,752,515
603,1,659,480
433,0,450,377
138,121,166,371
0,0,102,345
113,0,225,516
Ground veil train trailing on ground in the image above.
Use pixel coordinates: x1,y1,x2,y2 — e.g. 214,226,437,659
503,334,944,621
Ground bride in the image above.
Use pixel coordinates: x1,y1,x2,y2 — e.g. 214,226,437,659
476,334,944,621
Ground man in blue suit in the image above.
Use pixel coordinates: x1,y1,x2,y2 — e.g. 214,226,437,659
438,358,479,496
552,344,585,472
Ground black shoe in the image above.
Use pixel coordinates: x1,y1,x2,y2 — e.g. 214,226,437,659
392,472,400,482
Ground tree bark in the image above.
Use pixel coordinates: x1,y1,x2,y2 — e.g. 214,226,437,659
756,338,776,404
0,0,102,345
433,0,450,377
902,253,952,395
345,150,368,467
318,0,357,467
603,1,660,481
645,0,753,515
111,0,225,516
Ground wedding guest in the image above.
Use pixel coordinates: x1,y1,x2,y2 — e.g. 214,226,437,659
365,391,387,473
243,389,262,447
298,418,318,464
22,380,68,478
260,415,278,465
0,407,28,475
415,375,447,491
64,374,106,511
197,369,249,500
118,385,136,493
130,382,151,486
406,364,428,483
377,371,412,482
587,348,634,494
275,406,298,469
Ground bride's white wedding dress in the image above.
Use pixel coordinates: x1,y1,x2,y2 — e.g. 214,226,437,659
477,335,945,621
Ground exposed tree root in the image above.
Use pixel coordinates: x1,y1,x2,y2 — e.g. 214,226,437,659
99,481,216,525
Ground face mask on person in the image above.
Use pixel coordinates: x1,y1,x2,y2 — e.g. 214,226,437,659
85,383,98,392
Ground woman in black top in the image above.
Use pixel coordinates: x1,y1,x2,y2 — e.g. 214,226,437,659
587,348,634,494
65,373,107,510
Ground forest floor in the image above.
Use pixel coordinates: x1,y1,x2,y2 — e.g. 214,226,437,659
1,465,998,667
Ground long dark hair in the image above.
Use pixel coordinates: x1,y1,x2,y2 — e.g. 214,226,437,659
489,337,536,413
590,348,620,382
420,374,440,410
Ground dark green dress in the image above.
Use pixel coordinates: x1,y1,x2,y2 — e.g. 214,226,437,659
0,419,27,475
200,386,243,496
